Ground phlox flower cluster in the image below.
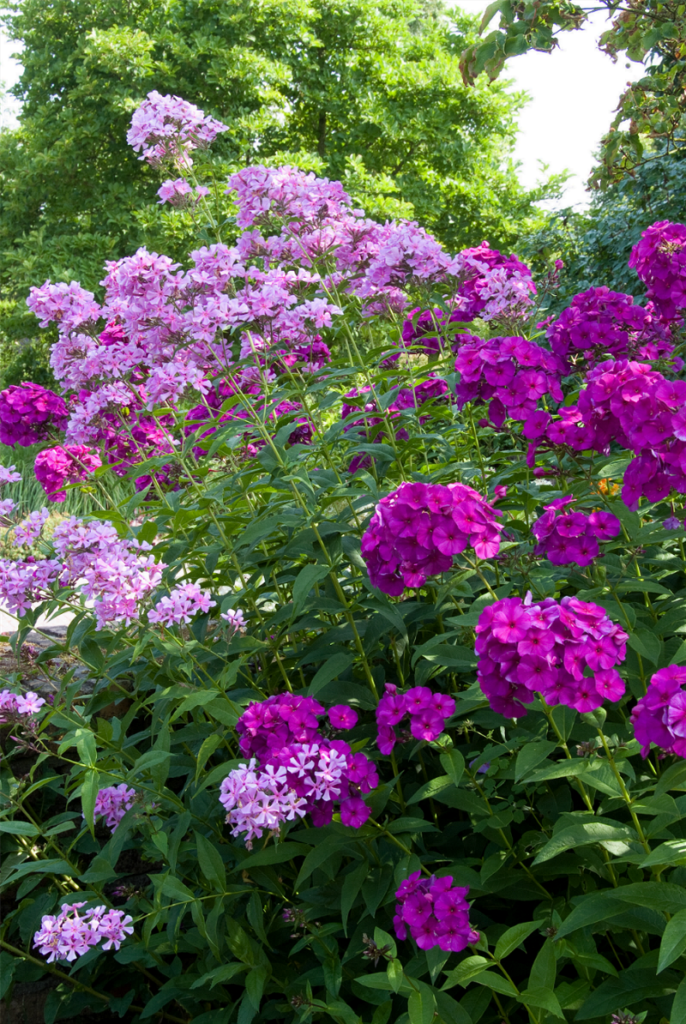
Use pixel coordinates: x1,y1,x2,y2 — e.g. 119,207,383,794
157,178,209,206
0,384,68,447
222,608,247,634
546,286,674,370
532,497,621,567
629,220,686,320
34,445,102,501
127,91,228,168
0,463,20,518
455,335,563,428
475,594,628,718
631,665,686,757
26,280,101,331
0,688,46,723
227,164,354,230
92,784,137,830
219,759,308,848
0,558,62,615
33,903,133,963
523,360,686,509
449,242,535,322
394,872,479,952
13,509,50,547
361,481,502,596
148,582,216,626
229,693,378,834
375,684,455,754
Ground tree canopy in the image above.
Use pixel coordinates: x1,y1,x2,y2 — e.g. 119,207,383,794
0,0,557,365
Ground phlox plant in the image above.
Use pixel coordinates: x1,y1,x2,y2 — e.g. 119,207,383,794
5,92,686,1024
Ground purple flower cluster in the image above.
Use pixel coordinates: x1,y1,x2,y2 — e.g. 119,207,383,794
450,242,535,322
546,286,674,370
524,360,686,509
455,335,563,428
629,220,686,320
361,481,502,596
219,760,308,847
230,693,377,833
376,684,455,754
92,784,137,830
33,903,133,963
532,497,621,567
0,384,68,447
475,594,627,718
631,666,686,757
127,91,228,168
0,688,45,723
157,178,209,207
393,872,479,952
34,445,102,502
148,582,216,626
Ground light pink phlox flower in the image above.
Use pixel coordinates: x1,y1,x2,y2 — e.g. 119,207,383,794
148,582,216,626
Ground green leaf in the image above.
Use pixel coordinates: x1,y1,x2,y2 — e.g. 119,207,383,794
514,740,557,781
532,823,635,864
81,770,100,833
494,921,540,961
4,859,74,882
659,907,686,972
641,840,686,869
159,875,196,903
408,986,435,1024
195,832,227,890
341,861,368,935
575,970,675,1020
355,973,412,995
0,820,40,836
0,952,17,1000
292,564,330,611
239,842,310,870
518,987,564,1019
609,881,686,914
441,956,490,990
308,653,355,696
386,817,438,834
374,927,397,959
439,749,465,787
672,976,686,1024
195,734,223,782
474,973,518,997
555,894,625,940
529,938,556,991
191,963,248,990
407,775,455,805
295,835,352,888
387,959,404,994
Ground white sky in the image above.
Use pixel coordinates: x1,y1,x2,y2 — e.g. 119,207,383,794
1,11,644,208
455,0,645,208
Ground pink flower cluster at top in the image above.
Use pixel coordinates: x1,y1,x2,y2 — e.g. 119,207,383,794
546,286,674,371
0,383,68,446
148,582,216,626
224,693,376,840
92,784,137,830
361,481,502,596
525,361,686,509
394,872,479,952
375,684,455,754
631,666,686,757
532,497,621,567
34,445,102,501
475,594,628,718
33,903,133,963
629,220,686,320
0,688,45,722
455,335,563,428
126,91,228,168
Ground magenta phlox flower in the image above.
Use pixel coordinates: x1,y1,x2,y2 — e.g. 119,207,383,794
476,594,627,718
0,383,68,447
532,498,620,567
34,445,102,502
547,286,674,370
393,872,479,952
33,903,133,963
455,336,562,429
631,666,686,756
362,481,501,595
236,694,326,759
328,705,358,730
629,221,686,320
375,684,455,753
